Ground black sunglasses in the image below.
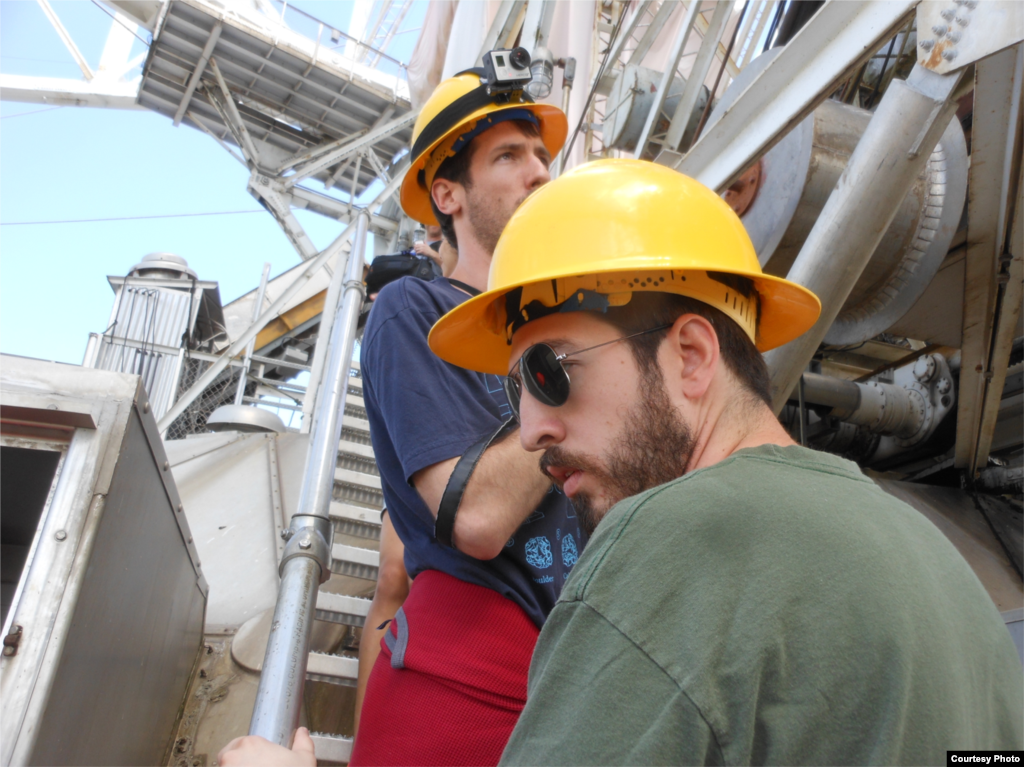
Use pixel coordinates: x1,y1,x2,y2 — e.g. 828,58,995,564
504,325,672,421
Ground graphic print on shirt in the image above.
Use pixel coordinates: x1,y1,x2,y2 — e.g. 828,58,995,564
525,536,553,569
485,374,512,419
561,534,578,568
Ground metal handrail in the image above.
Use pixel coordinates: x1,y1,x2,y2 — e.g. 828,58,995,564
247,212,370,745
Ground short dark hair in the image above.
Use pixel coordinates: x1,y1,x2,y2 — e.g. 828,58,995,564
428,119,542,250
601,290,772,408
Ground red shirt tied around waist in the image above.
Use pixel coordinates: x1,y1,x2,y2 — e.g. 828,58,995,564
351,570,539,766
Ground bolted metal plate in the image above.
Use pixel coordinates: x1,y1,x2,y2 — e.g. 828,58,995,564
917,0,1024,74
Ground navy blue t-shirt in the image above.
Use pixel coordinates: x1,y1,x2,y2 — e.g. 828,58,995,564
360,276,585,627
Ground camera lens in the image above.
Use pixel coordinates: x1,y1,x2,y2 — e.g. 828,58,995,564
509,47,531,71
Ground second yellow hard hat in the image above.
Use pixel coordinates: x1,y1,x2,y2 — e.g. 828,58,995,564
429,159,821,374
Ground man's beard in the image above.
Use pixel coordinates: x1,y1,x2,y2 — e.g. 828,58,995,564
540,363,694,536
466,186,524,255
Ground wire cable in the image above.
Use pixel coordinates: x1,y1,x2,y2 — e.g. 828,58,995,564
1,106,63,119
89,0,151,46
1,210,266,226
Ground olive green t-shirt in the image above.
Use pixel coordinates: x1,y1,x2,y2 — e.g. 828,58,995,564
501,444,1023,766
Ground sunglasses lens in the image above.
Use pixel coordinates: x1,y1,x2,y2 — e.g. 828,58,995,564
522,344,570,407
503,375,521,421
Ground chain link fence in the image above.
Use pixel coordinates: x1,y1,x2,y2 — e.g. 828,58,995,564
164,357,246,440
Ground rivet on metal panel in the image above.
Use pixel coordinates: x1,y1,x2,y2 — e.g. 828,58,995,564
46,404,58,410
163,461,170,471
955,14,970,27
143,402,150,414
54,530,67,541
942,49,958,61
177,504,183,513
188,537,193,544
940,8,955,21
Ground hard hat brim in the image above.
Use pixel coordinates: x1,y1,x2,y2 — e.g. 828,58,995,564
428,267,822,375
400,102,568,226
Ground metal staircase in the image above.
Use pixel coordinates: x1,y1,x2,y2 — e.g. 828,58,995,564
300,367,382,762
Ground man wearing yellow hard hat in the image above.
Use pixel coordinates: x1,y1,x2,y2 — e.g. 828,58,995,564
351,50,588,767
429,159,1024,765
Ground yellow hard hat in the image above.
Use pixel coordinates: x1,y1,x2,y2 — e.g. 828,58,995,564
429,159,821,374
400,71,568,225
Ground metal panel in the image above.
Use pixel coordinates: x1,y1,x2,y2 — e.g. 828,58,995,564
29,411,205,766
0,358,205,767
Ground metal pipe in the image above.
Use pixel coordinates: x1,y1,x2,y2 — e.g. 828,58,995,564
248,212,370,746
764,64,965,412
789,372,924,439
234,263,271,406
797,372,861,413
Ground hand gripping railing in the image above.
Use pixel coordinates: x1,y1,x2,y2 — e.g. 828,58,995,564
248,212,370,745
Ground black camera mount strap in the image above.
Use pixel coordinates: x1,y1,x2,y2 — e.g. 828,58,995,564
434,417,518,549
411,73,534,164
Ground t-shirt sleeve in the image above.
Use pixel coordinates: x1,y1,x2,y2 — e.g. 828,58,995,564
500,601,724,766
362,280,504,483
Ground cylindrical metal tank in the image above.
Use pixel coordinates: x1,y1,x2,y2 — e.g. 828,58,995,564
605,64,709,154
715,50,968,347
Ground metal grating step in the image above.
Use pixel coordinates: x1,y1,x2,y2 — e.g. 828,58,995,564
315,591,371,627
331,543,379,581
310,733,353,764
330,501,381,526
306,651,358,686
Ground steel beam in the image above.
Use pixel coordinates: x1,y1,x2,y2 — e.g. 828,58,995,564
0,74,142,109
284,109,415,188
629,1,679,67
249,174,320,260
663,0,732,152
633,0,702,159
676,0,916,192
208,57,262,168
156,170,405,434
37,0,94,80
763,64,966,411
693,7,740,80
479,0,527,61
955,43,1024,471
172,21,222,126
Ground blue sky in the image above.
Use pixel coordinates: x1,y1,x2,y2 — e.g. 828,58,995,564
1,1,424,365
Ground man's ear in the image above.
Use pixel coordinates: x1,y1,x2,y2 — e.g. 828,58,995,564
666,314,719,401
431,177,462,217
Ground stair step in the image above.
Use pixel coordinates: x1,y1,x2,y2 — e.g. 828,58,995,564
310,733,353,763
342,414,370,434
333,543,379,567
331,543,379,581
330,501,381,526
315,591,371,627
334,467,381,491
306,651,358,685
339,439,375,459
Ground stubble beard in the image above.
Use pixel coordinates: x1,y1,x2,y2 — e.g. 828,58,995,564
541,363,695,537
466,186,524,255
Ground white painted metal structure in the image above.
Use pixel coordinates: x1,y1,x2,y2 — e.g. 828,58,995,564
2,0,1023,761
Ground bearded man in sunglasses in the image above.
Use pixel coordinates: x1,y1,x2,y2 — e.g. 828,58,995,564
429,159,1024,765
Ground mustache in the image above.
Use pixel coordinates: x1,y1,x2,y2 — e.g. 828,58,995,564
539,447,603,483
